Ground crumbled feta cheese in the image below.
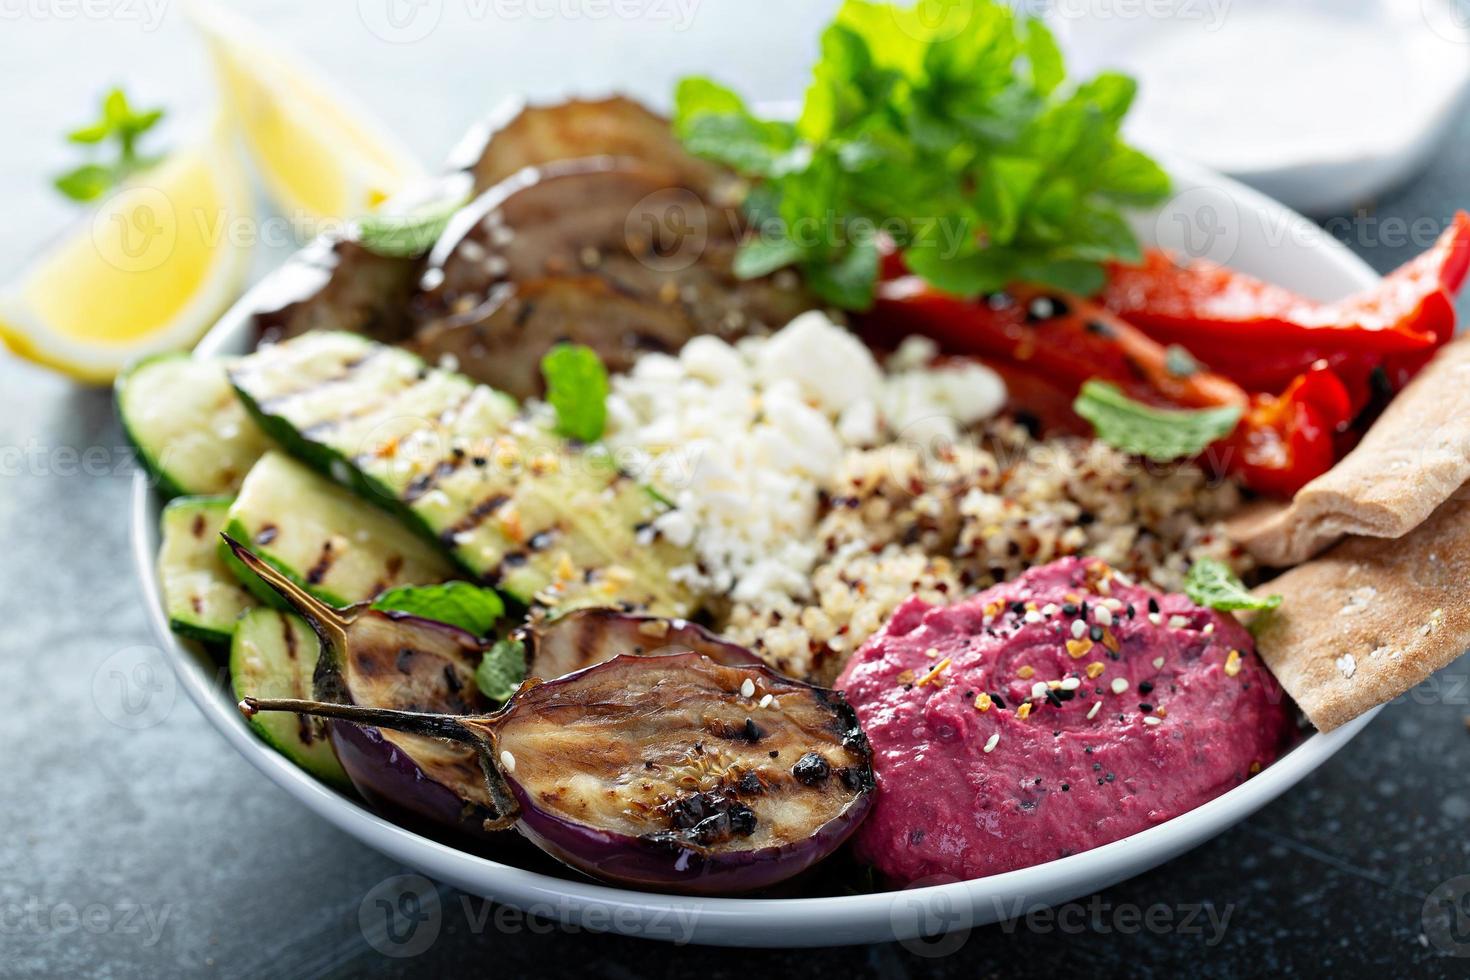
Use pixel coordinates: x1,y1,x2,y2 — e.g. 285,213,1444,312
604,313,1006,608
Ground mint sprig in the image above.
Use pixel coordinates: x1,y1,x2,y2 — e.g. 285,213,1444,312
1185,558,1282,613
673,0,1169,308
1073,380,1241,462
370,581,505,637
475,638,527,702
355,190,469,258
54,88,166,203
541,343,609,443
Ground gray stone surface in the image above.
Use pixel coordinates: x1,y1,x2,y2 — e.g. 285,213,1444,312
2,4,1469,976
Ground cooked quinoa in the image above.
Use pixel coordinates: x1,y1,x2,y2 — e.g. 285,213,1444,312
717,417,1250,682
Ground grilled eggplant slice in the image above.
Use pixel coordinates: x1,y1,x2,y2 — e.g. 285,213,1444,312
118,354,273,498
226,537,513,838
409,157,812,399
223,451,455,607
243,650,874,895
251,237,420,346
463,96,727,197
158,496,256,644
228,330,695,615
523,608,760,679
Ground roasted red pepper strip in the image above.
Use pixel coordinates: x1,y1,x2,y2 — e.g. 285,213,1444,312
867,277,1249,411
1223,363,1354,498
1102,211,1470,360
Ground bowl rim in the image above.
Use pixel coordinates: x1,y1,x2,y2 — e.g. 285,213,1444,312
130,146,1384,947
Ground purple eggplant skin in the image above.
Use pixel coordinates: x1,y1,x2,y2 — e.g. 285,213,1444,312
492,652,875,895
522,608,761,680
223,536,517,838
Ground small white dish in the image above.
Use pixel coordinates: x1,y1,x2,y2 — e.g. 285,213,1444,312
1056,0,1470,215
131,151,1382,947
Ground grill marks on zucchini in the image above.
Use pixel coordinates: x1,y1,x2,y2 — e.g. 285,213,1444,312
157,496,255,644
230,332,694,614
224,451,456,608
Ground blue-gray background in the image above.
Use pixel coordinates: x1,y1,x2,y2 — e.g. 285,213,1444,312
2,2,1468,976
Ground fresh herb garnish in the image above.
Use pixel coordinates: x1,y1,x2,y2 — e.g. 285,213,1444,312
54,87,166,202
475,637,527,702
1185,558,1282,612
673,0,1169,308
370,582,504,637
1074,380,1241,461
355,190,469,258
541,343,609,443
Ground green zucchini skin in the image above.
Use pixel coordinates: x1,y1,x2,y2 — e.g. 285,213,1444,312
222,451,456,608
157,496,256,645
229,332,695,616
117,353,273,499
229,608,352,789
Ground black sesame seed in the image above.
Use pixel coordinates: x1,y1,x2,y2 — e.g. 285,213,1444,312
1062,603,1078,616
1089,625,1104,642
1148,597,1160,614
1061,783,1070,791
1139,703,1154,712
1138,681,1155,695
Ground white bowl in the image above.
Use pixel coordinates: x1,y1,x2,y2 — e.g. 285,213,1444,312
130,152,1381,947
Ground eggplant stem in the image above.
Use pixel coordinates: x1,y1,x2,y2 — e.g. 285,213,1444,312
239,696,487,742
221,533,353,648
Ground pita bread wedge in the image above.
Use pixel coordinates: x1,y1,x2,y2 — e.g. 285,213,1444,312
1228,334,1470,566
1248,494,1470,731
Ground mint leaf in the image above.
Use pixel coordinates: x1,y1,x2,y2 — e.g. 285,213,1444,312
1185,558,1282,612
541,343,608,443
1074,380,1241,461
371,582,504,637
475,638,527,702
54,87,167,203
733,235,806,279
356,191,468,258
53,164,114,202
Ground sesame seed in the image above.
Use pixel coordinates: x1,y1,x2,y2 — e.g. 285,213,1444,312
1203,622,1215,635
1060,677,1081,691
1041,603,1058,616
499,750,516,773
983,732,1000,753
1024,610,1044,624
1143,716,1161,727
758,694,774,708
925,647,940,658
1031,681,1049,699
1095,606,1113,627
1148,612,1163,626
1168,615,1188,629
1152,656,1165,669
1110,677,1129,695
740,678,755,698
1086,701,1101,720
1224,650,1242,678
1071,619,1087,639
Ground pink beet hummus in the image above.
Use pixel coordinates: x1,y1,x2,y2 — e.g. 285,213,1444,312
835,556,1293,885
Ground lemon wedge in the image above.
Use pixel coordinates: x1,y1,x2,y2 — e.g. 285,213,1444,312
0,120,252,384
186,0,426,222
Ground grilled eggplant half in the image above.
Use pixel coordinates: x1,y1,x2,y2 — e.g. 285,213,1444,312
244,650,874,895
250,237,421,347
226,536,513,839
463,95,727,197
522,608,761,679
409,157,811,399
